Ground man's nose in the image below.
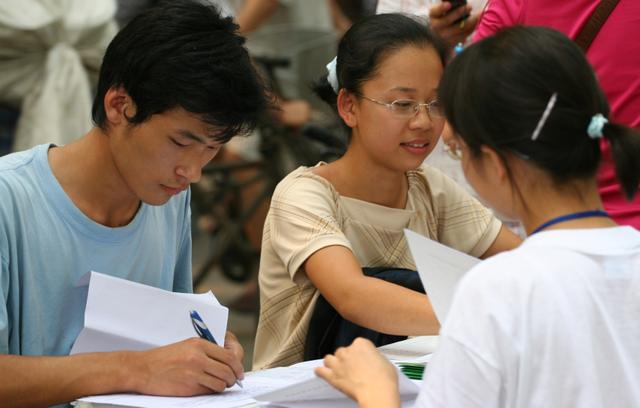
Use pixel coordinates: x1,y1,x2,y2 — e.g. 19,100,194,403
176,162,202,184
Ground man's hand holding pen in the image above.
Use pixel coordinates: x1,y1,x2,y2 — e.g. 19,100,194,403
123,335,245,396
190,309,244,389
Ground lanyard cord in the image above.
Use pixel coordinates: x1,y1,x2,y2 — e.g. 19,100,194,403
530,210,610,235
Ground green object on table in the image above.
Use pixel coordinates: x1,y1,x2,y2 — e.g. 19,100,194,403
397,362,426,380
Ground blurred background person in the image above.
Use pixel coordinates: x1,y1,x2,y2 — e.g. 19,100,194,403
0,0,117,154
327,0,378,35
376,0,488,48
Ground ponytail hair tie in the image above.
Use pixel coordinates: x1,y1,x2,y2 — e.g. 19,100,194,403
587,113,608,139
326,57,339,94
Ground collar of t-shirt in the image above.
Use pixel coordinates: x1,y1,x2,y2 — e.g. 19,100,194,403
522,226,640,256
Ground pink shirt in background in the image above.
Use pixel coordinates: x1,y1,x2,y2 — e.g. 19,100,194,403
474,0,640,228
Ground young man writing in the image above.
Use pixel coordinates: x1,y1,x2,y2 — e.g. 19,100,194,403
0,2,267,406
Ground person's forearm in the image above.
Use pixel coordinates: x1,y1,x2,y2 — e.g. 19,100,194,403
334,277,440,336
236,0,280,34
306,246,440,336
0,352,136,408
327,0,352,36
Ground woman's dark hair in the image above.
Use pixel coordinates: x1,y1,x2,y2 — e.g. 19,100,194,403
92,0,267,143
440,26,640,200
313,13,448,110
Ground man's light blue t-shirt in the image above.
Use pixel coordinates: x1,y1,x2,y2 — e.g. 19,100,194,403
0,144,193,356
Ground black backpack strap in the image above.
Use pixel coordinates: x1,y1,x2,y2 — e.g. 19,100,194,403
303,267,425,361
574,0,620,52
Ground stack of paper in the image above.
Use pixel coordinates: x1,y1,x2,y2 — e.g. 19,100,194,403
79,358,421,407
251,359,420,408
70,271,229,354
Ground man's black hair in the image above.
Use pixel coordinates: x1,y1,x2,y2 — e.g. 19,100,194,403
92,0,267,143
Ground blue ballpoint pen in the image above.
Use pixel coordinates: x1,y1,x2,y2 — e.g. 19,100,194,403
190,309,244,388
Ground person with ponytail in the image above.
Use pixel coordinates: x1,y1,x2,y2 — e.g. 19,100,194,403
315,26,640,408
252,13,521,370
474,0,640,228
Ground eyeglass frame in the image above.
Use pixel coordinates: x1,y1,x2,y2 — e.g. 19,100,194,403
357,94,445,120
443,139,532,161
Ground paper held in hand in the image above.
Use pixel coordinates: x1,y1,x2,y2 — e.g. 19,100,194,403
404,229,480,324
70,271,228,354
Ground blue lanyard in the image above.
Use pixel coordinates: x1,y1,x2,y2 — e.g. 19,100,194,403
530,210,609,235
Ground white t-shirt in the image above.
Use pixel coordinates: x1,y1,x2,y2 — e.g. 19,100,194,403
416,226,640,408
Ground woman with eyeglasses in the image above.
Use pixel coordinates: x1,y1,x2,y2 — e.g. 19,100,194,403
252,13,521,370
315,26,640,408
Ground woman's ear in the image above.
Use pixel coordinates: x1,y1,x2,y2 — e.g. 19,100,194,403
103,87,136,126
336,89,358,128
478,145,509,185
441,121,455,144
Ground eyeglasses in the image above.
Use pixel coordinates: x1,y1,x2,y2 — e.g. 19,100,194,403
443,142,463,160
359,95,444,119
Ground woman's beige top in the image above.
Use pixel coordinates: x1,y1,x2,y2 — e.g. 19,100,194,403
253,164,501,369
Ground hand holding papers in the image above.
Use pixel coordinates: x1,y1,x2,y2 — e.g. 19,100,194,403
71,271,229,354
252,357,420,408
78,360,344,408
72,272,245,397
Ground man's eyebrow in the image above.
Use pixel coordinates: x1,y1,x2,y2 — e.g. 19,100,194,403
176,129,207,144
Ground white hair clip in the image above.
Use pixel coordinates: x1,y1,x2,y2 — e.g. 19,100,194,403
587,113,608,139
326,57,339,94
531,92,557,141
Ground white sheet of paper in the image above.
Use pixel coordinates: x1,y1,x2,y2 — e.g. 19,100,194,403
70,271,228,354
251,365,419,405
80,374,418,408
78,366,317,408
379,336,439,363
268,395,419,408
78,350,420,407
404,229,480,324
79,384,256,408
